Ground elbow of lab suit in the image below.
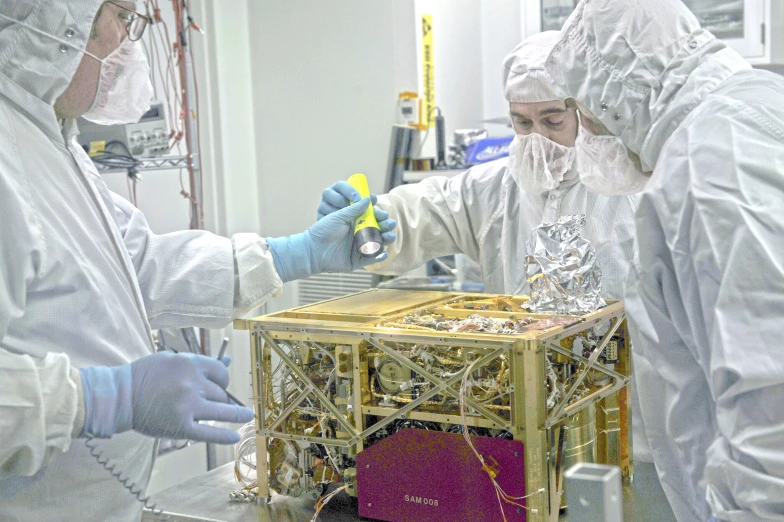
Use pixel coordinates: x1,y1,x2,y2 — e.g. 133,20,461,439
366,166,491,276
110,192,283,329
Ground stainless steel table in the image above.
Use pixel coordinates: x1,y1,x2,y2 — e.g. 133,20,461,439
144,461,676,522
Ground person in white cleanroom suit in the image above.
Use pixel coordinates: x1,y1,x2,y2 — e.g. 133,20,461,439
318,30,656,466
0,1,394,520
544,0,784,520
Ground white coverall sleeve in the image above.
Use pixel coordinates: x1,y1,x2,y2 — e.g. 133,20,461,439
110,193,282,329
368,172,486,275
653,107,784,519
0,157,83,479
0,350,82,480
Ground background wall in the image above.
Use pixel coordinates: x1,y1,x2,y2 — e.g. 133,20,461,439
248,1,417,232
481,0,524,135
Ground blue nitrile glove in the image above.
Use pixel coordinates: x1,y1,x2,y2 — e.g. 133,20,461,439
267,195,397,283
79,352,254,444
317,182,397,247
317,181,396,231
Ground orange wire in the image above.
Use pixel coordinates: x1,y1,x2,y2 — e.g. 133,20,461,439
459,359,543,519
185,0,204,227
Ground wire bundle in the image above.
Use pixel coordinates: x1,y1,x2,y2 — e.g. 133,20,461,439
459,359,544,522
142,0,185,150
91,141,142,205
141,0,204,225
309,484,350,522
238,341,343,499
234,420,257,488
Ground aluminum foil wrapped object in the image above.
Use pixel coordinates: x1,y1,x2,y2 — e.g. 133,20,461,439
523,214,606,314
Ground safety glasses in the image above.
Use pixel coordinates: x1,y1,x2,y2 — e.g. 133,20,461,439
106,1,151,42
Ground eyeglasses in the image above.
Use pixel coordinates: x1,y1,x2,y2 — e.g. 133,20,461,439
106,1,150,42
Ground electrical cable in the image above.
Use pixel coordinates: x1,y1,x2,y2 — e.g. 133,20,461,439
185,0,205,228
459,358,544,521
310,484,350,522
416,106,441,157
234,421,258,488
84,434,170,521
92,141,142,206
172,0,196,228
146,0,183,147
149,0,191,211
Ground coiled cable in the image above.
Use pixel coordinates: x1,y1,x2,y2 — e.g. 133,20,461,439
84,434,170,521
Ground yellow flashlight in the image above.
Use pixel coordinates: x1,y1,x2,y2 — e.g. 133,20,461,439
347,173,383,258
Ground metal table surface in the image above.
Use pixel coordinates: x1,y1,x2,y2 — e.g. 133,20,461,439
143,461,676,522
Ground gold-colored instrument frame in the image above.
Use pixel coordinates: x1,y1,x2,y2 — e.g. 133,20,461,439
236,289,633,521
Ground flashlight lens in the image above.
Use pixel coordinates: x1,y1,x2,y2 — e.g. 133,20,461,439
359,242,382,256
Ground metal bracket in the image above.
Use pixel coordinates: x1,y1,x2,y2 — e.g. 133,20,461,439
546,314,625,425
358,338,511,444
259,331,360,438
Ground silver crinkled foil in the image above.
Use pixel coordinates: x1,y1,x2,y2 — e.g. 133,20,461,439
522,214,606,314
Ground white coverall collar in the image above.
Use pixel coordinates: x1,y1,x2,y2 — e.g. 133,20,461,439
61,117,81,141
544,0,750,171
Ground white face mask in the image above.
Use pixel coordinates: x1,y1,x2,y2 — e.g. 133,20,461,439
83,38,154,125
574,113,649,196
507,133,576,195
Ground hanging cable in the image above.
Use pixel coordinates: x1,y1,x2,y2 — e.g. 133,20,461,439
84,435,170,521
310,484,350,522
460,358,545,521
92,141,142,206
185,0,205,229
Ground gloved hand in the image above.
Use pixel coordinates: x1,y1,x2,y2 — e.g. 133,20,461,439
317,180,392,223
79,352,254,444
267,193,396,283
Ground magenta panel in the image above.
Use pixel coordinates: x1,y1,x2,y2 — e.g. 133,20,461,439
357,428,526,522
